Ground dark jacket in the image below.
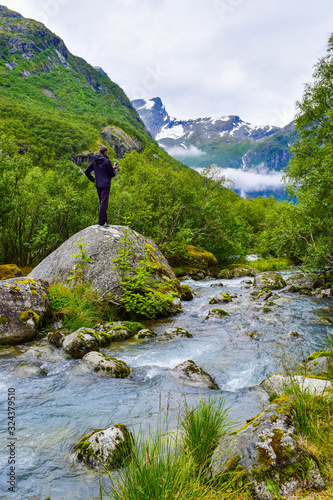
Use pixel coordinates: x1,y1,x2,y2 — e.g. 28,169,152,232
84,154,115,188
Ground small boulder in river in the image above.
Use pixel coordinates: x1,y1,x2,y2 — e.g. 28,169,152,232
205,309,230,320
62,328,100,359
171,360,219,389
82,352,131,378
209,293,232,304
0,278,50,345
13,362,46,378
74,424,133,469
254,272,286,290
180,284,193,301
158,327,192,341
134,329,156,340
211,397,325,499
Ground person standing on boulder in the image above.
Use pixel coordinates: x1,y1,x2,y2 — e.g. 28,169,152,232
84,146,117,227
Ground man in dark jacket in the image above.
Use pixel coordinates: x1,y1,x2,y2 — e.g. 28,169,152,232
84,146,116,227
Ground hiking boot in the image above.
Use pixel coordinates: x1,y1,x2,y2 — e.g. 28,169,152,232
99,223,111,228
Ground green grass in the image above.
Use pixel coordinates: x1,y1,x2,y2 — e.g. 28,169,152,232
48,281,105,332
248,257,292,272
100,399,251,500
178,396,235,473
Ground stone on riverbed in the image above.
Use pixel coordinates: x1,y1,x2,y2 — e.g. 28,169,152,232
211,397,325,500
62,328,100,359
13,362,46,378
180,284,194,301
0,278,50,345
301,351,332,375
254,272,286,290
134,329,156,340
171,360,219,389
260,374,332,397
74,424,133,469
209,293,232,304
82,351,131,378
158,327,192,341
205,309,230,320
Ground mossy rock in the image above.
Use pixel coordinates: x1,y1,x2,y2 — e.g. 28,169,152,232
180,284,193,301
74,423,133,469
209,293,232,304
171,360,219,389
62,328,100,359
0,264,24,280
211,397,325,498
83,351,131,377
158,327,192,341
166,244,218,277
205,308,230,320
254,272,286,290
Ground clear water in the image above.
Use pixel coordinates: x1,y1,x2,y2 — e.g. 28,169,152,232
1,273,332,500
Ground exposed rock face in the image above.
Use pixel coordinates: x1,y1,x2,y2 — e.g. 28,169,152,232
171,360,219,389
158,327,192,341
74,424,133,469
260,374,332,397
82,352,131,378
302,356,330,375
62,328,100,359
28,225,176,299
0,278,50,345
101,126,142,158
211,397,325,500
254,272,286,290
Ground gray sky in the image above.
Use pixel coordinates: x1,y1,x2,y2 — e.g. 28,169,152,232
5,0,333,126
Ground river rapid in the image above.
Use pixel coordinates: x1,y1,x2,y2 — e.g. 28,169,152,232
0,272,332,500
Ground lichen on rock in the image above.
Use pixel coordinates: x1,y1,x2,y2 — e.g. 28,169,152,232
82,351,131,378
74,424,133,469
211,397,325,499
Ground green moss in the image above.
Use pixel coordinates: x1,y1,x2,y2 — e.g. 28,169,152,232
16,278,37,284
304,350,332,362
0,316,9,324
18,309,40,324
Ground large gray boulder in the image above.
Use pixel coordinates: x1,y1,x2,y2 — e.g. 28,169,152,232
211,397,325,499
101,126,142,158
286,273,316,291
0,278,50,345
28,226,177,300
74,424,133,469
254,272,286,290
171,360,219,389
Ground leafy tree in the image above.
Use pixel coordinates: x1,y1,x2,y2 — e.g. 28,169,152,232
286,33,333,271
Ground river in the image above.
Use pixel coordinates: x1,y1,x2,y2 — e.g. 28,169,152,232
0,272,332,499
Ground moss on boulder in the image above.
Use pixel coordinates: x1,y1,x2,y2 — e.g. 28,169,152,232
82,351,131,378
74,424,133,469
254,272,286,290
0,277,50,345
0,264,24,280
211,397,325,499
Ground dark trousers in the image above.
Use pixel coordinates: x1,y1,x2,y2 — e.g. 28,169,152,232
96,187,110,225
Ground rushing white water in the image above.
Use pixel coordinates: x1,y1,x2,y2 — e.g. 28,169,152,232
1,272,332,499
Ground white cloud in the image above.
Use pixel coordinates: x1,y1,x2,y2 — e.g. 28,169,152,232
197,167,285,193
5,0,333,126
166,145,206,157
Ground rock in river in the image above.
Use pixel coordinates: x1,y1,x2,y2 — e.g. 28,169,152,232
62,328,100,359
211,397,325,499
82,351,131,378
260,374,332,397
74,424,133,469
254,272,286,290
171,360,219,389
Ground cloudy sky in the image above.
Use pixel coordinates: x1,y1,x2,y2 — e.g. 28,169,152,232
5,0,333,126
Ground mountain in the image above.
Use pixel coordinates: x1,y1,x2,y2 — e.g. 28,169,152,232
132,97,297,173
0,5,159,162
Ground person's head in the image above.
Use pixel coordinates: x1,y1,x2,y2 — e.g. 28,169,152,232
99,146,108,156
